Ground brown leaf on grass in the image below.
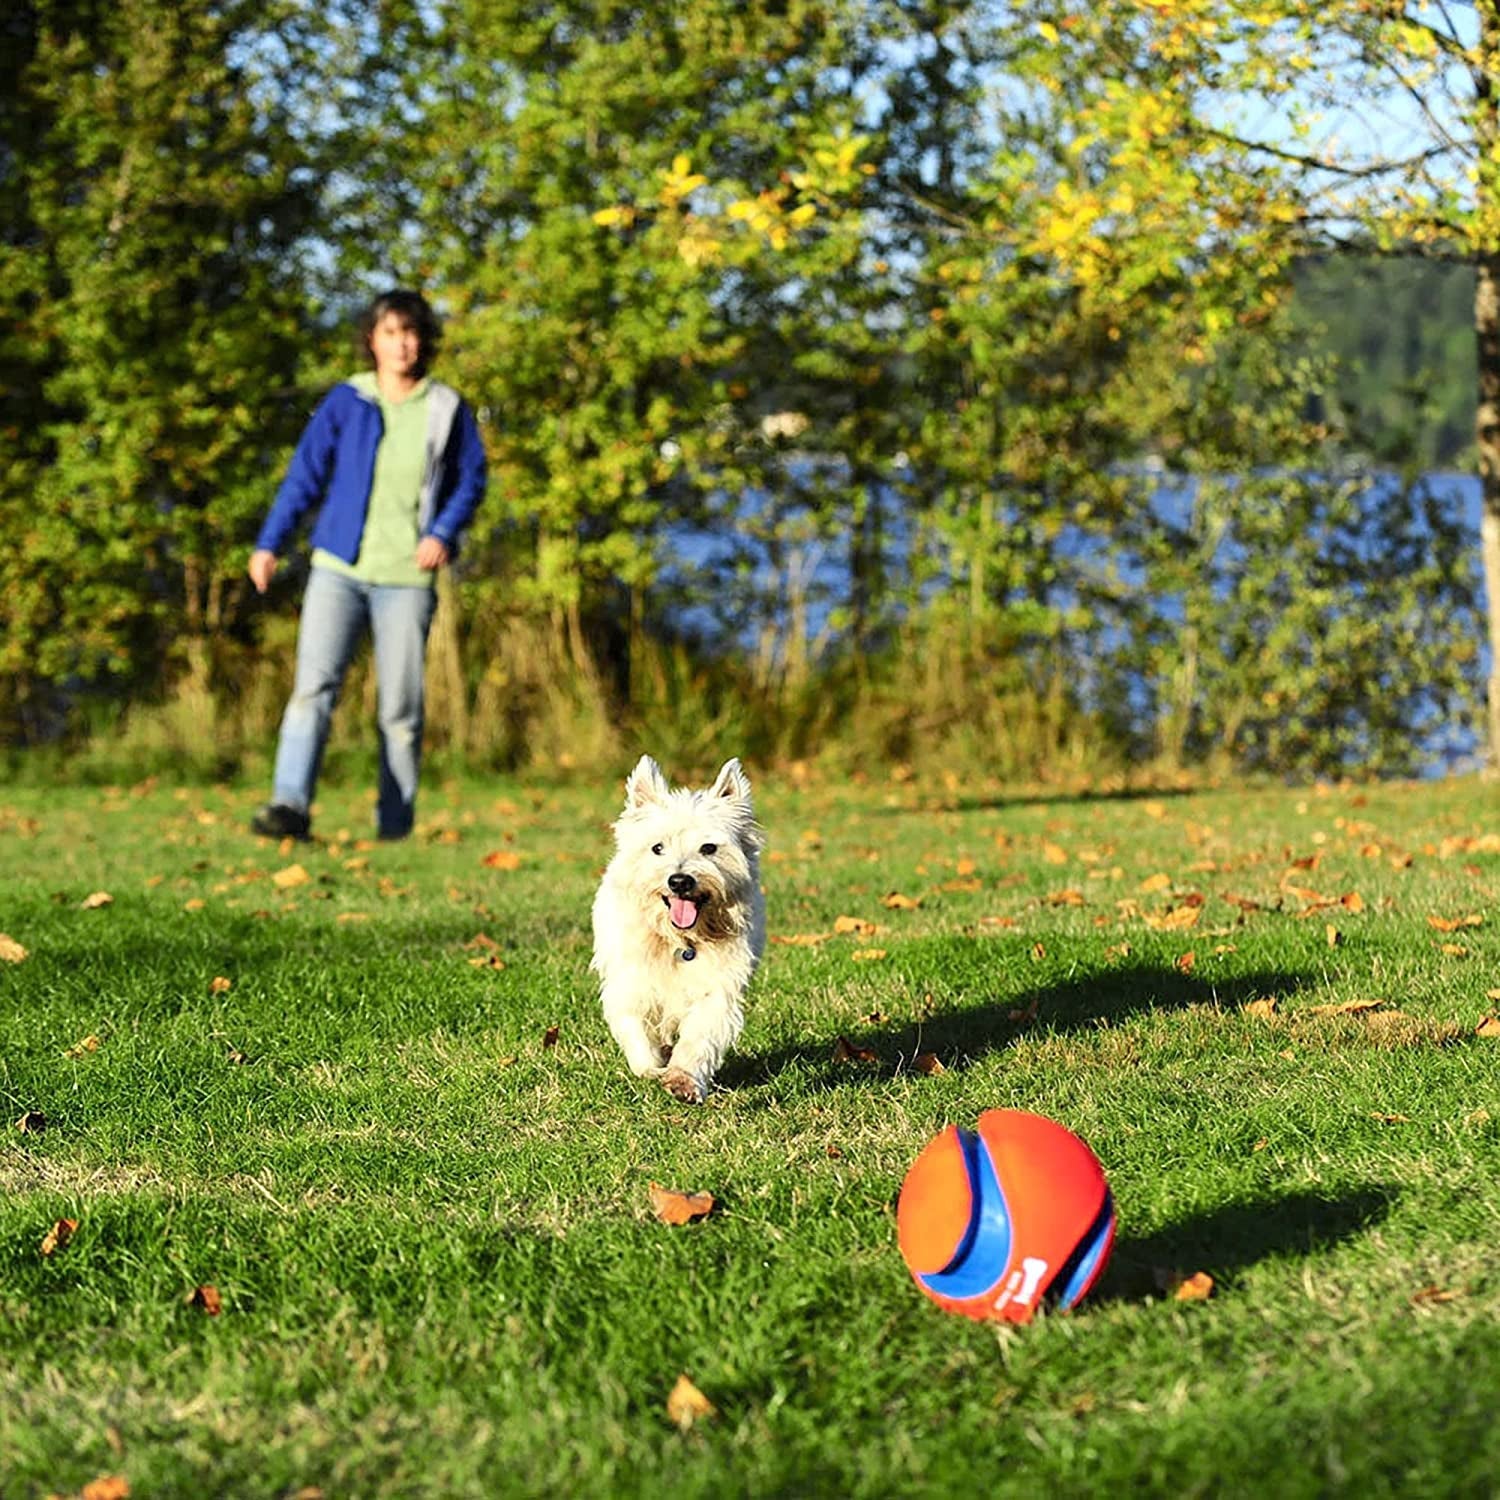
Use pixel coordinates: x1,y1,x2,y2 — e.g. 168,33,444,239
1042,841,1069,865
1007,999,1039,1023
64,1035,100,1059
1326,925,1343,948
832,1036,878,1064
183,898,206,912
1371,1112,1410,1124
40,1218,78,1256
1104,942,1132,961
1221,892,1264,913
834,915,884,936
666,1373,717,1430
769,932,832,947
1046,888,1086,907
463,932,500,951
186,1284,223,1315
882,891,922,910
978,914,1018,929
541,1025,560,1049
1428,912,1484,932
1340,891,1365,913
850,948,887,962
1175,951,1196,974
79,1478,130,1500
1029,942,1046,961
209,976,232,995
648,1183,715,1225
1173,1271,1215,1302
467,954,506,970
481,850,523,871
913,1052,946,1075
16,1110,46,1133
942,877,983,893
1437,943,1470,957
271,864,309,890
0,934,27,963
1147,905,1201,932
1410,1285,1459,1306
1138,872,1172,894
1475,1016,1500,1038
80,891,113,910
336,912,371,924
1306,998,1386,1016
1243,998,1278,1019
955,857,977,876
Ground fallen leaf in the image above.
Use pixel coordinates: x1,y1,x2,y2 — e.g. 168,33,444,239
209,976,232,995
187,1284,223,1315
1042,842,1068,865
977,914,1018,929
1175,951,1196,974
1340,891,1365,913
1371,1112,1410,1124
1138,873,1172,894
1047,888,1086,906
541,1025,560,1049
1475,1016,1500,1038
1437,943,1470,957
463,932,500,951
272,864,310,890
80,891,113,910
882,892,922,910
834,915,884,936
1243,998,1278,1019
481,850,523,871
1173,1271,1214,1301
1252,1138,1268,1152
955,857,977,876
1307,998,1386,1016
16,1110,46,1133
850,948,887,961
183,898,206,912
0,934,27,963
1104,942,1132,961
913,1052,946,1075
832,1036,878,1064
1148,905,1201,932
942,877,983,893
468,954,507,969
40,1217,78,1256
1007,999,1039,1023
1427,913,1484,932
79,1478,130,1500
666,1373,717,1430
336,911,371,923
1410,1285,1459,1306
64,1035,101,1059
1142,800,1167,819
648,1183,715,1225
1029,942,1046,961
1326,925,1343,948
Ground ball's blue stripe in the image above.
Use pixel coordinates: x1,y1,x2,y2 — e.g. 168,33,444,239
916,1127,1013,1300
1052,1190,1116,1310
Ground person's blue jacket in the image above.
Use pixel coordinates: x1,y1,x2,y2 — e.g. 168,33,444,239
256,379,487,562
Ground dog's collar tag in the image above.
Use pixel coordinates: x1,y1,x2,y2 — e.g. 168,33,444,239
678,945,696,962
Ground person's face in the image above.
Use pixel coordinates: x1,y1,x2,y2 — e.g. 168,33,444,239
369,311,422,378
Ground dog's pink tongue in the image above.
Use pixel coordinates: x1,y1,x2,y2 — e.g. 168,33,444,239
669,896,700,930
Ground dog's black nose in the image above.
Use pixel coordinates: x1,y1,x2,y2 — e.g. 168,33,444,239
667,872,697,897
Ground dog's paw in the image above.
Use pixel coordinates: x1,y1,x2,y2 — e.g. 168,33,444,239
660,1066,704,1104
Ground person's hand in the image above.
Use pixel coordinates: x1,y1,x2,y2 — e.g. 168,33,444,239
416,536,451,571
248,549,278,594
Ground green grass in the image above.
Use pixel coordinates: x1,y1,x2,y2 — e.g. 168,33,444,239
1,769,1498,1498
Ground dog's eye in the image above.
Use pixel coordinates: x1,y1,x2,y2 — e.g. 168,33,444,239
700,843,718,856
652,842,664,856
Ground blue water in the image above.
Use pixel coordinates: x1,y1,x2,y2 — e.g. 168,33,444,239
652,466,1488,776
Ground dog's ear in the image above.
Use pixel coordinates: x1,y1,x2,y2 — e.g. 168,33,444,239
709,758,752,805
624,754,669,809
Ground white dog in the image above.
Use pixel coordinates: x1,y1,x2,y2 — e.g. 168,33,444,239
590,755,766,1103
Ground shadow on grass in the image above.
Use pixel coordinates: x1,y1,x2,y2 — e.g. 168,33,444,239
867,785,1202,816
1094,1184,1398,1305
728,962,1308,1090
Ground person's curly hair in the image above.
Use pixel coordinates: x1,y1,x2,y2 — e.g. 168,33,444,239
359,289,442,378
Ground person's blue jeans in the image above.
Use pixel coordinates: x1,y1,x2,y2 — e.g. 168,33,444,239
271,567,438,836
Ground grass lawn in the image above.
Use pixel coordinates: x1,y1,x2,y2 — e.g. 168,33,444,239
1,767,1498,1498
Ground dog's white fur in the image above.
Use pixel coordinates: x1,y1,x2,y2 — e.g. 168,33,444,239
590,755,766,1103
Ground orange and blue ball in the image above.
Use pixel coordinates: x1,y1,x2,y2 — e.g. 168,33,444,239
896,1109,1116,1323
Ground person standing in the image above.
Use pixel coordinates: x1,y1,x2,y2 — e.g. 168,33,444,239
247,290,487,841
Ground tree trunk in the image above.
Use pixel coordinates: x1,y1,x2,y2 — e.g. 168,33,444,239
1476,256,1500,771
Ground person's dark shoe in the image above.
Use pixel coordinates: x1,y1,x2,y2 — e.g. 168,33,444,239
250,803,311,840
376,827,411,842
